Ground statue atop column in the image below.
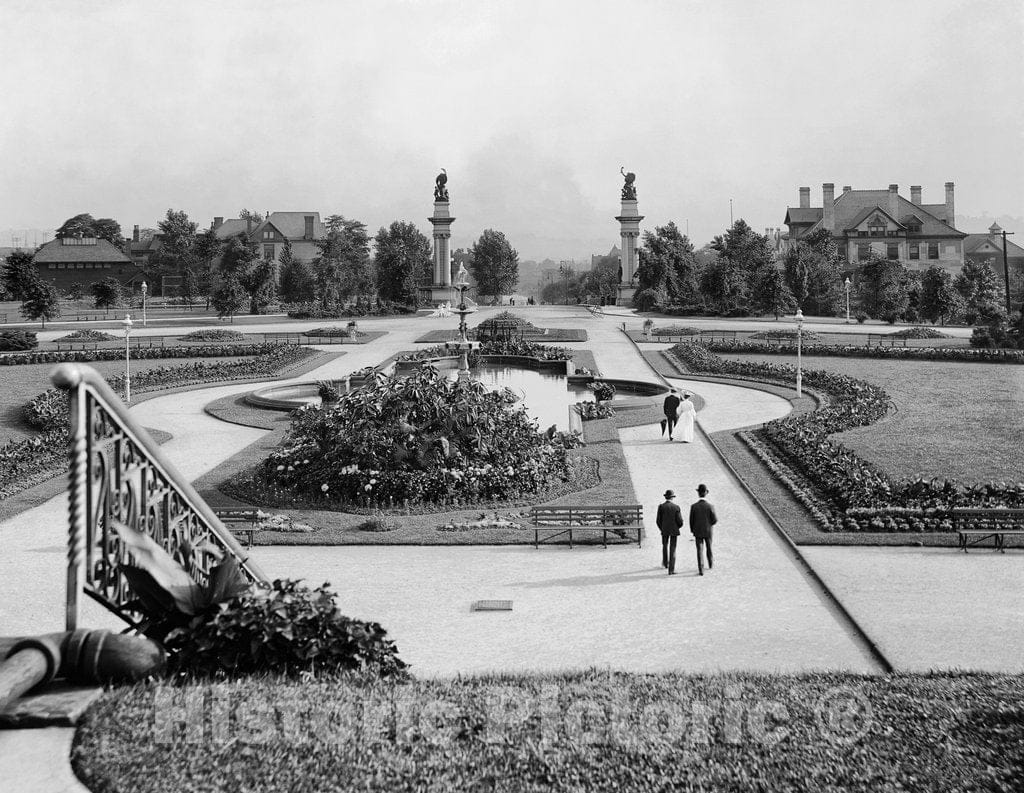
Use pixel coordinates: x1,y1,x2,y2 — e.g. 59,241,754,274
620,166,637,200
434,168,449,201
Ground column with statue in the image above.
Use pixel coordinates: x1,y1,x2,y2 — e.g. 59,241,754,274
615,167,644,307
423,169,456,305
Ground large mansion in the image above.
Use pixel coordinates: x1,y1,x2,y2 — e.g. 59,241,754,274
783,183,966,273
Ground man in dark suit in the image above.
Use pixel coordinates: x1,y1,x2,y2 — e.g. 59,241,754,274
689,483,718,576
662,389,681,441
656,489,683,574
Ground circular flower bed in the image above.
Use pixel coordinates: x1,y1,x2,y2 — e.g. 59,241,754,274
889,326,949,339
178,329,246,342
748,329,822,342
263,365,581,506
54,329,118,343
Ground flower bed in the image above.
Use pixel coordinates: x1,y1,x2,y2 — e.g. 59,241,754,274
1,344,315,499
747,329,822,342
177,329,246,342
476,311,541,334
0,342,310,366
650,325,702,336
669,341,1024,532
302,326,365,338
702,339,1023,364
0,330,37,351
397,338,571,363
261,365,584,507
54,329,119,343
889,326,950,339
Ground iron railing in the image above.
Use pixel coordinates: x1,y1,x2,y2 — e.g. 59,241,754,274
52,363,268,631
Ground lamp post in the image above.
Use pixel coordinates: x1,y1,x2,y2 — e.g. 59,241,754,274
844,277,851,323
794,308,804,397
122,313,133,404
140,280,147,327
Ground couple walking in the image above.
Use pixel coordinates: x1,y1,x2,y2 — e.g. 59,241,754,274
656,485,717,576
662,389,695,442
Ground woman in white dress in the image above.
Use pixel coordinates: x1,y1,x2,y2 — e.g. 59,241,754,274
677,393,696,443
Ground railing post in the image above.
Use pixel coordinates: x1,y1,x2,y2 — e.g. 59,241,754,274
65,376,88,631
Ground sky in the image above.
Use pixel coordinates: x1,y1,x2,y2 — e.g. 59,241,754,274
2,0,1022,260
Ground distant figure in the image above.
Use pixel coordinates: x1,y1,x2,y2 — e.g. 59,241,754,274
662,389,681,440
656,489,683,575
689,484,718,576
434,169,449,201
677,393,696,443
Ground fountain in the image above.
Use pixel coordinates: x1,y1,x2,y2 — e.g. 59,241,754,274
442,263,480,378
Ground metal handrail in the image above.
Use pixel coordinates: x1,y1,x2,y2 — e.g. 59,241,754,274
52,363,268,631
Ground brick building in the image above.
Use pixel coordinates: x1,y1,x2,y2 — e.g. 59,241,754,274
963,223,1024,281
783,183,967,273
211,212,325,266
31,235,138,292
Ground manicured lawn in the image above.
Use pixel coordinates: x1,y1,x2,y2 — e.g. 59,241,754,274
0,356,249,445
721,353,1024,483
73,671,1024,792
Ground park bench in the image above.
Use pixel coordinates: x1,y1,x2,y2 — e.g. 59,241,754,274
952,508,1024,553
866,333,907,347
757,332,795,346
213,508,262,548
530,505,643,548
261,332,302,345
699,330,737,342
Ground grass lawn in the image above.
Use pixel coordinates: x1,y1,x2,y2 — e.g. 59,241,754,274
0,356,252,445
721,353,1024,483
73,671,1024,792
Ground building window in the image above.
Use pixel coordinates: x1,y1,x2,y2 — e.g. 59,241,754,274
928,242,939,259
909,244,919,260
263,230,274,240
48,264,56,270
263,244,275,261
304,216,314,239
887,243,899,260
858,243,871,261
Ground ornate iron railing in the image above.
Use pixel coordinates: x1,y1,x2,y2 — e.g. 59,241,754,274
53,363,268,631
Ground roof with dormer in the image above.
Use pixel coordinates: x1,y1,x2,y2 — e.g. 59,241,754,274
787,189,964,240
964,231,1024,258
33,237,132,263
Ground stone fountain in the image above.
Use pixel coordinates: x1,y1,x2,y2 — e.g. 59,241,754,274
443,263,480,378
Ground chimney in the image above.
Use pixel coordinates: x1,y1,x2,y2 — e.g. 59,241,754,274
888,184,899,219
945,182,955,228
822,183,835,232
799,187,810,208
910,185,922,205
213,216,224,230
132,224,140,243
843,185,852,193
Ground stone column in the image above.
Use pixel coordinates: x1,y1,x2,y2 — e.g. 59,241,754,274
616,197,644,306
426,199,455,303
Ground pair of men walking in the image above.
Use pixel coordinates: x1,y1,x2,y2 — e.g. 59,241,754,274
655,485,717,576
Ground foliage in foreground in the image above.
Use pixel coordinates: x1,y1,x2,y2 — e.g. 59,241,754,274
0,329,38,351
671,342,1024,532
263,365,583,505
74,671,1024,793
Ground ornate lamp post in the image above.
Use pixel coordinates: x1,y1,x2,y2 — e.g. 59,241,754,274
140,280,148,327
794,308,804,397
122,313,133,404
844,277,851,324
444,265,480,378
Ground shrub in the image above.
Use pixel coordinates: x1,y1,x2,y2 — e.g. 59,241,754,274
651,325,701,336
167,579,407,679
855,312,868,324
317,380,342,403
54,329,118,343
0,329,38,351
722,307,750,318
263,365,581,506
357,511,400,532
178,329,246,342
590,380,616,402
576,402,616,421
285,302,412,319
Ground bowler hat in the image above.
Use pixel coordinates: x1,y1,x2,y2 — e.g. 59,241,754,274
664,489,676,499
696,484,708,495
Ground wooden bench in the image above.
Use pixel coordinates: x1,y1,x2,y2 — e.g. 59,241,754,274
952,508,1024,553
530,505,643,548
213,508,261,548
866,333,907,347
758,332,796,346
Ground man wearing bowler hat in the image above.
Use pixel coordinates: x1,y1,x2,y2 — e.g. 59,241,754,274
689,483,717,575
656,489,683,574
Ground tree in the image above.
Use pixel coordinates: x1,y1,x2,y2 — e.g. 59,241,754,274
783,229,843,315
90,277,124,309
219,233,274,315
2,250,38,300
211,278,246,320
181,268,200,305
278,239,315,303
20,279,61,327
749,264,796,319
65,282,84,302
193,228,222,305
919,266,963,324
314,216,372,308
581,254,619,304
239,209,264,224
469,229,519,301
639,222,699,305
56,213,123,245
859,255,911,322
150,209,199,285
373,221,432,305
955,259,1003,322
704,220,774,312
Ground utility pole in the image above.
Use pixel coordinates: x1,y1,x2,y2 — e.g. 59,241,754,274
1002,230,1016,313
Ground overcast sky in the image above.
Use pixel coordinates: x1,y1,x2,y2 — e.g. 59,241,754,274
2,0,1022,259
